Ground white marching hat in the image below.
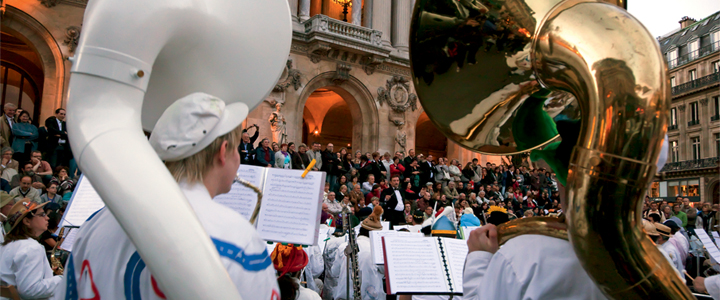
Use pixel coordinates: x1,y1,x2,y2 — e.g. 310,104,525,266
149,93,248,161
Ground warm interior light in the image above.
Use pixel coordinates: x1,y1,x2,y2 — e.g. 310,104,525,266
314,130,319,134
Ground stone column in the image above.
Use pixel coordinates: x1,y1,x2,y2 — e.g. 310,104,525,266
392,0,411,51
288,0,299,21
299,0,311,21
372,0,392,47
362,0,373,28
351,0,362,25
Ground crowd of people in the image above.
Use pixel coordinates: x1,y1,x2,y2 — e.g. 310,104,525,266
1,101,719,300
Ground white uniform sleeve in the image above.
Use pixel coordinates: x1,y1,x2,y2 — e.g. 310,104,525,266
705,275,720,299
14,244,62,299
463,251,522,300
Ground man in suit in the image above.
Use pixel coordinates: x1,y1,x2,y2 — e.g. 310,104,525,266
403,149,415,168
380,175,405,227
321,143,340,191
306,142,323,171
0,103,17,149
239,124,259,165
45,108,69,168
418,154,434,186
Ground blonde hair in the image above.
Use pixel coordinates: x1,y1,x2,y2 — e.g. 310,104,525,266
165,128,242,183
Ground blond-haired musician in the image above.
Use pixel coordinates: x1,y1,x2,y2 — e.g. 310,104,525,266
55,93,279,299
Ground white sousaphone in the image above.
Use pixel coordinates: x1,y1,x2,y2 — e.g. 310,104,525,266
66,0,292,299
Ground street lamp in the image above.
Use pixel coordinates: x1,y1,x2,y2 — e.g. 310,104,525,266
333,0,352,22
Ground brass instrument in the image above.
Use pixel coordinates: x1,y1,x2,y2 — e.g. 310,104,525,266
50,227,68,275
340,206,361,300
233,175,263,224
410,0,692,298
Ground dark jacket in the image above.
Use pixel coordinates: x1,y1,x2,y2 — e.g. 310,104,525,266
291,151,311,170
238,130,259,165
45,116,67,149
380,186,406,212
255,146,275,167
321,150,340,175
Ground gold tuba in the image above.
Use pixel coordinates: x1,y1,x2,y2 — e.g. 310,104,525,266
409,0,693,299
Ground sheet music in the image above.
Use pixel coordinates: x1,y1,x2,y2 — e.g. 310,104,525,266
214,165,265,220
369,231,422,265
439,238,469,293
461,226,479,240
393,225,422,233
255,169,325,245
695,229,720,263
60,176,105,228
59,228,78,252
383,236,449,294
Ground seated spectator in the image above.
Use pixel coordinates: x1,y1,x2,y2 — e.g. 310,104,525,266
442,181,460,202
404,182,417,201
461,207,482,227
0,178,10,193
0,147,19,176
0,200,63,299
41,182,63,204
365,184,381,206
367,197,380,210
361,174,375,195
10,175,42,203
50,166,75,196
10,162,43,188
30,151,53,183
349,184,364,210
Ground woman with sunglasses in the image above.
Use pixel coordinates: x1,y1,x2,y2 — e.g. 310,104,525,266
0,199,62,299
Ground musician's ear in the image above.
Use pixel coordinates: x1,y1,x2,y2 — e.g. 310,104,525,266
217,140,229,166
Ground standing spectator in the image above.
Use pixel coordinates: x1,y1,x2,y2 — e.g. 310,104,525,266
30,151,53,183
238,124,259,165
463,162,478,185
503,165,516,196
322,143,341,191
418,154,434,185
0,103,17,149
380,175,406,227
669,204,688,228
287,142,296,156
50,166,75,196
291,143,311,170
681,197,698,233
448,159,463,182
389,156,405,179
40,182,63,204
403,149,416,168
403,159,421,190
274,143,291,169
10,176,42,203
45,108,69,168
0,201,62,299
700,203,717,233
351,150,362,169
435,157,450,185
11,110,39,164
306,142,323,171
380,152,393,181
255,138,275,167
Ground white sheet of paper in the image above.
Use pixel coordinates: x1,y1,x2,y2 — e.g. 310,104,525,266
439,238,469,293
383,236,449,294
695,229,720,263
382,221,390,231
59,228,78,252
59,176,105,228
712,231,719,240
461,226,479,240
255,169,325,245
370,231,423,264
214,165,266,220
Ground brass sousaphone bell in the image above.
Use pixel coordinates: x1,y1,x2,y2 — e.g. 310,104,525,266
410,0,693,298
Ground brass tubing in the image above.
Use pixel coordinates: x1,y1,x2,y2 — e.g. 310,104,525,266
533,1,692,298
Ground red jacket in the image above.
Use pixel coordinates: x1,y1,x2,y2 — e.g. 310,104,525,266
390,163,405,178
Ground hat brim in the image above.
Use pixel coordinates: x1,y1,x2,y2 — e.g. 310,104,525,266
179,102,249,161
9,201,49,234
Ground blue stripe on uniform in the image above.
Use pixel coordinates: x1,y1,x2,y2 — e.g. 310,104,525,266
123,237,271,299
64,254,78,300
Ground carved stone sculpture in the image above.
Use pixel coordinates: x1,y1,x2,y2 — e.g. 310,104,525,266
64,26,82,53
269,103,287,145
377,75,418,113
274,58,302,92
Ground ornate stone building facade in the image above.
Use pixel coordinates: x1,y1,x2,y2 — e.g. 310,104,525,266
650,12,720,204
2,0,495,164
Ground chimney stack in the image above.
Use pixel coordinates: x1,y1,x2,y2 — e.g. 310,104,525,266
679,16,697,29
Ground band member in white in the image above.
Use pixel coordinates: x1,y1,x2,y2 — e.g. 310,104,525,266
55,94,279,299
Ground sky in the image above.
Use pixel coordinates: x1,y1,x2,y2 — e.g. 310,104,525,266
628,0,720,38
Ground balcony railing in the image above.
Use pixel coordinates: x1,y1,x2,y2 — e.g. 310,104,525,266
660,157,720,172
712,114,720,121
669,124,678,130
668,41,720,69
671,72,720,95
304,14,383,47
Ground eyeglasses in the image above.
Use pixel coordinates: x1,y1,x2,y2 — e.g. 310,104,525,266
30,211,47,218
